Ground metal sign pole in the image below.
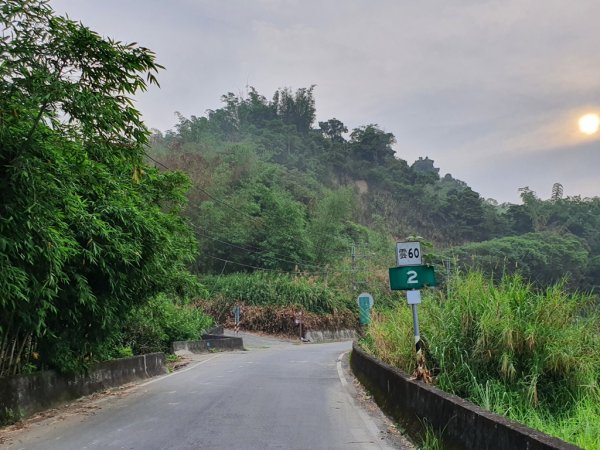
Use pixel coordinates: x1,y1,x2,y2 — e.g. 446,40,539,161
407,290,422,354
389,242,436,383
411,304,421,353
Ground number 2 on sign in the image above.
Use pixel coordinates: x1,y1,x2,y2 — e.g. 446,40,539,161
407,270,418,284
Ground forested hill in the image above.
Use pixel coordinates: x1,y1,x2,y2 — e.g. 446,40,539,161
149,87,600,291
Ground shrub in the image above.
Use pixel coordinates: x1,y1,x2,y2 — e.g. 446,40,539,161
122,294,213,354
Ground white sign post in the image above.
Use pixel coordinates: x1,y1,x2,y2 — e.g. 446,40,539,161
396,241,422,266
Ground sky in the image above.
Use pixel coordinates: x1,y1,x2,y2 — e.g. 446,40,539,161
50,0,600,203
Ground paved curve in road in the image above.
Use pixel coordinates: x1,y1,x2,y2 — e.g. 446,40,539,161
4,334,410,450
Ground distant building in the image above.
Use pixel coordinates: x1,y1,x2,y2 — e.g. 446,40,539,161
411,156,440,174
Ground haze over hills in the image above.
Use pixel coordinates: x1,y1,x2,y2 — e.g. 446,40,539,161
49,0,600,204
149,87,600,291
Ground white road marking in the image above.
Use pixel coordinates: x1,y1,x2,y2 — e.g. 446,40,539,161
336,352,348,386
337,351,392,450
138,355,221,387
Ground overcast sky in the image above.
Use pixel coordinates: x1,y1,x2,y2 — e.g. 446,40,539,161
51,0,600,203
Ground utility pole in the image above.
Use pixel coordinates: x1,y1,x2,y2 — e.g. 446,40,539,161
351,242,356,291
444,258,451,299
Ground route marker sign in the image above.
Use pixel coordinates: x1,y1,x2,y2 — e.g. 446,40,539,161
357,292,374,325
356,292,374,309
396,241,422,266
389,241,437,375
389,265,437,290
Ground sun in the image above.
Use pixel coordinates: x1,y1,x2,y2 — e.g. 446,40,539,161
578,113,600,135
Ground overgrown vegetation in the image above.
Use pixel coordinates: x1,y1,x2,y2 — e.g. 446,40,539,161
362,272,600,448
197,273,357,335
155,89,600,450
0,1,209,376
121,294,213,355
2,6,600,448
147,86,600,296
201,272,352,314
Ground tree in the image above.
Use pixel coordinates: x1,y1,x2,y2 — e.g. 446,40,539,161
309,188,356,263
551,182,564,201
0,0,198,375
253,187,312,271
518,187,549,231
441,187,487,242
446,232,589,289
349,124,396,164
273,86,316,133
319,118,347,143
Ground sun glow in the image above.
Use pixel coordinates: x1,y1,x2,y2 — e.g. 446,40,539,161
578,113,600,135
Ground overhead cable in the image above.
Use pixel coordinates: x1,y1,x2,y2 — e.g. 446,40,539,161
144,152,263,227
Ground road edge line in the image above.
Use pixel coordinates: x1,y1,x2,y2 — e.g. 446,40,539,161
336,351,349,386
139,354,221,387
337,351,391,449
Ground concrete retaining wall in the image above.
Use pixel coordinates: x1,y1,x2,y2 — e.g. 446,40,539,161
0,353,166,422
172,335,244,354
304,329,358,343
205,325,225,335
351,343,580,450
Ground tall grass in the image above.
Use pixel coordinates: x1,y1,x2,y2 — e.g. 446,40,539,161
363,272,600,448
200,272,353,314
197,272,359,335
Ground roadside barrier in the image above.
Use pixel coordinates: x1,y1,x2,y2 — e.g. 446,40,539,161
172,335,244,354
0,353,166,423
351,343,580,450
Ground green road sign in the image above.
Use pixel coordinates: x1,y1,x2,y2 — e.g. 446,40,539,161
358,294,373,325
389,265,437,290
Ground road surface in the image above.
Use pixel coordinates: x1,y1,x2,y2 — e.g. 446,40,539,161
2,333,412,449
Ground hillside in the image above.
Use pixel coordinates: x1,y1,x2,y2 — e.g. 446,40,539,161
149,87,600,291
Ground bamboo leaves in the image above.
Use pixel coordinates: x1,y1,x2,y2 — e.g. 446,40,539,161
0,1,198,375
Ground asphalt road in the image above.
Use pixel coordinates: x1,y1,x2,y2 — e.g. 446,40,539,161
3,334,409,450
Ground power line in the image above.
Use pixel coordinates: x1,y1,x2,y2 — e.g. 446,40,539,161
144,152,169,170
194,225,330,270
144,152,385,275
144,152,263,227
194,222,379,274
201,245,363,275
205,255,324,276
144,152,339,270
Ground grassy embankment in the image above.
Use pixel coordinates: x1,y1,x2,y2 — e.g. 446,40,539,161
361,272,600,449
